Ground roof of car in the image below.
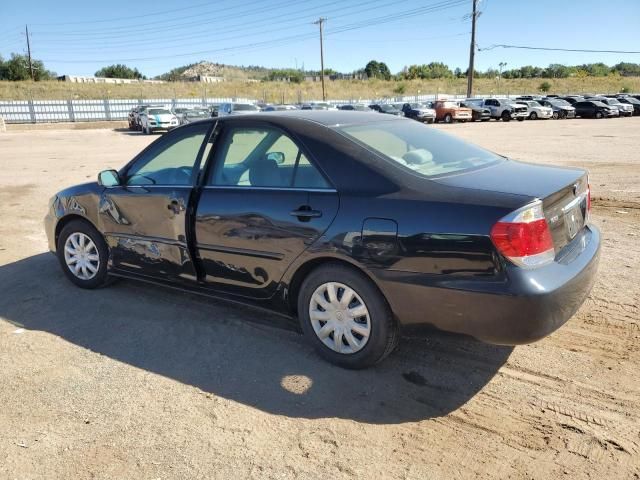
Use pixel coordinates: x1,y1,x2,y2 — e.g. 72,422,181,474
218,110,402,127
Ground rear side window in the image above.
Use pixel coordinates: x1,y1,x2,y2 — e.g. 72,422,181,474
336,120,501,178
210,127,331,189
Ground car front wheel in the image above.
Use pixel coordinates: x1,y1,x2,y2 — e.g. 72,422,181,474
444,113,453,123
595,111,603,119
57,220,110,289
298,264,398,369
529,112,538,120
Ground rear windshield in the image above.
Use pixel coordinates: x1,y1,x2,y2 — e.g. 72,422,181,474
336,120,502,178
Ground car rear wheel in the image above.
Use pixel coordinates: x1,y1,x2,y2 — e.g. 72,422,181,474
57,220,110,289
444,113,453,123
298,264,398,369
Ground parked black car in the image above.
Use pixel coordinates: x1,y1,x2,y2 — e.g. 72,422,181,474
459,101,491,121
559,96,584,105
45,111,599,369
400,103,436,123
369,104,404,116
573,100,611,119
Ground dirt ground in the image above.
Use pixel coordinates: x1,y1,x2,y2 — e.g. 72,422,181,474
0,118,638,480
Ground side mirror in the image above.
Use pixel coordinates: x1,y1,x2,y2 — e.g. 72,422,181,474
98,169,121,187
266,152,285,164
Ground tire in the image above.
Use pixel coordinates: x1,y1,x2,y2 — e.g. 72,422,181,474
56,220,110,289
529,112,538,120
427,119,434,124
298,264,398,369
481,118,490,122
552,111,559,120
501,110,511,122
595,111,603,119
560,111,567,119
517,117,525,121
444,113,453,124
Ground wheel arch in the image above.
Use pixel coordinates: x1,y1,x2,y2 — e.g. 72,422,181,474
284,255,387,316
54,214,99,249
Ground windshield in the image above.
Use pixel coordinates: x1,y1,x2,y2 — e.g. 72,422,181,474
592,101,607,107
551,99,570,107
380,105,396,112
148,109,171,115
606,99,621,105
234,104,259,111
336,120,501,178
527,101,542,107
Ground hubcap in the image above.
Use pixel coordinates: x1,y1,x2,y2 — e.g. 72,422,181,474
309,282,371,354
63,232,100,280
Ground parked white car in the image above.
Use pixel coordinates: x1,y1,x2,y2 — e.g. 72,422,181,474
520,100,554,120
218,103,261,116
139,107,179,134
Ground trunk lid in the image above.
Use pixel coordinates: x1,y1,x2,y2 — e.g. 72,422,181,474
434,160,589,252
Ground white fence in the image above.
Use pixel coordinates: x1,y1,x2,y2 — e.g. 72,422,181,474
0,97,255,124
0,94,520,124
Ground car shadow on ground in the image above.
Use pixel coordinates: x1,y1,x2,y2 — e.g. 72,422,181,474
0,253,513,424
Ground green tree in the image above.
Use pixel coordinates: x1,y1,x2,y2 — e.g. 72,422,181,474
364,60,391,80
95,64,144,79
539,81,552,92
0,53,53,81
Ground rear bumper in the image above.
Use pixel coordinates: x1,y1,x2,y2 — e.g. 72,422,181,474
375,225,600,345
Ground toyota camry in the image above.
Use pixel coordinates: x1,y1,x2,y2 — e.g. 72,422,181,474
44,111,600,368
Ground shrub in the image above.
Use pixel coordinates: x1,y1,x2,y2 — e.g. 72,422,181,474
539,81,552,92
393,83,406,94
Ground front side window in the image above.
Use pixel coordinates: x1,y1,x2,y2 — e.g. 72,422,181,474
210,127,330,189
336,120,502,178
125,123,209,186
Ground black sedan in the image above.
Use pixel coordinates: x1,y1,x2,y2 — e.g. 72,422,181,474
45,111,600,368
369,104,403,116
573,100,612,119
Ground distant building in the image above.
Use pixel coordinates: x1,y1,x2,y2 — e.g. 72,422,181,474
185,75,225,83
56,75,164,84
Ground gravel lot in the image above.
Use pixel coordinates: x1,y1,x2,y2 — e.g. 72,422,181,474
0,118,638,479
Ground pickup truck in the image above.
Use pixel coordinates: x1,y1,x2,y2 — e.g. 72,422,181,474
467,98,527,122
432,100,472,123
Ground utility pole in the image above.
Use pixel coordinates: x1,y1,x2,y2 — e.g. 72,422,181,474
25,25,34,81
466,0,477,97
314,17,327,101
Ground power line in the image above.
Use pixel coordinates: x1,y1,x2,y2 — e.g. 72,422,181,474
32,0,402,56
31,0,405,45
29,0,216,26
479,44,640,54
38,0,468,64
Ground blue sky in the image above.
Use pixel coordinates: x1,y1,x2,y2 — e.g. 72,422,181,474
1,0,638,78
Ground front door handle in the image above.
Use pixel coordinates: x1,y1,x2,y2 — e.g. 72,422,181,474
167,198,185,214
290,206,322,220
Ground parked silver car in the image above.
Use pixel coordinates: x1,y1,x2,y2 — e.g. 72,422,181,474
590,97,632,117
218,103,261,117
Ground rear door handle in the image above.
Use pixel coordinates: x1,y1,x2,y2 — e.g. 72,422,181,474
290,208,322,219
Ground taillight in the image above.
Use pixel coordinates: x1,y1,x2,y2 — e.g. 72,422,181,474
490,201,555,268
